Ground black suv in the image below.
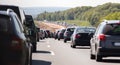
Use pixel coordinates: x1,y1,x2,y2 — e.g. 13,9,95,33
0,9,32,65
25,15,38,52
90,20,120,62
0,5,38,52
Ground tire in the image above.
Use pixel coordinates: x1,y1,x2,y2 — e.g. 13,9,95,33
32,43,37,52
29,49,32,65
64,39,67,43
72,45,76,48
58,38,60,40
96,54,102,62
90,49,95,59
90,54,95,59
71,44,76,48
37,38,39,42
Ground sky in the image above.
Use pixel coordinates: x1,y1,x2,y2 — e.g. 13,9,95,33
0,0,120,7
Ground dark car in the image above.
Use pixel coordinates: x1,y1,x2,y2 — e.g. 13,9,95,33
64,27,75,43
39,29,45,40
44,30,48,38
71,27,96,48
36,26,40,41
46,30,51,38
90,20,120,62
0,9,32,65
54,29,60,40
58,28,66,40
25,15,38,52
0,5,26,24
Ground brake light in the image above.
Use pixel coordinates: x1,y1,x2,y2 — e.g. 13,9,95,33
98,34,106,41
11,36,22,51
75,34,80,38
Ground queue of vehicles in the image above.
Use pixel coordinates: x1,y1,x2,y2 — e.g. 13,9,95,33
1,4,120,65
54,20,120,62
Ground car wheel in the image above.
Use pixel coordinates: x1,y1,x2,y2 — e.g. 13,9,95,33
58,38,60,40
64,39,67,43
72,45,76,48
29,49,32,65
37,38,39,42
32,43,37,52
90,49,95,59
71,44,76,48
90,54,95,59
95,53,102,62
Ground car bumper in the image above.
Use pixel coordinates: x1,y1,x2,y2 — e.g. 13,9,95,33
74,39,90,46
98,48,120,57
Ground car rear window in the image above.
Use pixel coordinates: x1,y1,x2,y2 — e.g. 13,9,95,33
0,15,11,33
61,29,65,33
77,28,95,33
67,28,75,32
104,24,120,35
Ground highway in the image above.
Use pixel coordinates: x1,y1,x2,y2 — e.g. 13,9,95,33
32,38,120,65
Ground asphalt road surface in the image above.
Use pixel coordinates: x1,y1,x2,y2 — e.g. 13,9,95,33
32,38,120,65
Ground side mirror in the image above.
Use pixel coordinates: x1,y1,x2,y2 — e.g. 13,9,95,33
27,30,34,36
25,15,33,26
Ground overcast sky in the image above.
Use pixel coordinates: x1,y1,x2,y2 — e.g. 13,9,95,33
0,0,120,7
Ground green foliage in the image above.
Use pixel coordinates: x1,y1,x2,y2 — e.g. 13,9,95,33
63,20,91,26
102,12,120,20
36,2,120,26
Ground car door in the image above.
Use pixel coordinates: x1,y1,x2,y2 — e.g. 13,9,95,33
91,24,102,55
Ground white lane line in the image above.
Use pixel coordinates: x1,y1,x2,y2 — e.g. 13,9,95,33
47,45,50,48
50,51,55,55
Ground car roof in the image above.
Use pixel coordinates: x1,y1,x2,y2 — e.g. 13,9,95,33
0,9,18,16
103,20,120,24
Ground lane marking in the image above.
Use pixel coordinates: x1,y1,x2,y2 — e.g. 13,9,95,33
50,51,55,55
47,45,50,48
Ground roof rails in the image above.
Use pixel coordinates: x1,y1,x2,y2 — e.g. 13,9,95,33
7,9,14,14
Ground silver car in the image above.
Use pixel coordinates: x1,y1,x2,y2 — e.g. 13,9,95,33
90,20,120,62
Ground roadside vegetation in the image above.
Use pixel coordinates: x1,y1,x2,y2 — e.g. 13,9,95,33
61,20,91,26
36,3,120,26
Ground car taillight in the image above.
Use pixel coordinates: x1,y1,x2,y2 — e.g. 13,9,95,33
98,34,106,41
11,36,22,51
75,34,80,38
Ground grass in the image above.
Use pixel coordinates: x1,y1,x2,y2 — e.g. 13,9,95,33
61,20,92,26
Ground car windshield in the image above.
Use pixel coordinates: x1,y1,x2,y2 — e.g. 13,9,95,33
77,27,95,33
104,24,120,35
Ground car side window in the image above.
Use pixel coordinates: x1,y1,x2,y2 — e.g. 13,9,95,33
0,16,9,32
15,15,24,32
12,15,22,33
94,23,102,36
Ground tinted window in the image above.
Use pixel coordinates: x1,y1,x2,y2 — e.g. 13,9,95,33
77,28,95,33
61,29,65,33
67,28,75,32
104,24,120,35
12,15,22,33
0,15,10,32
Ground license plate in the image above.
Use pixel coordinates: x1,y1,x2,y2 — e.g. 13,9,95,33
114,43,120,46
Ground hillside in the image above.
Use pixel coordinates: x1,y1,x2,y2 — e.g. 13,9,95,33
36,2,120,26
